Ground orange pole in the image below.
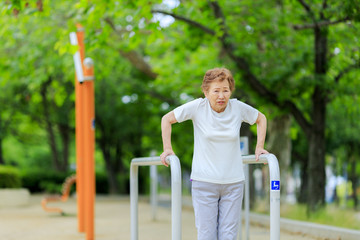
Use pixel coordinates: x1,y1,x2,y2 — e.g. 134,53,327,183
83,61,95,240
75,24,86,233
74,23,95,240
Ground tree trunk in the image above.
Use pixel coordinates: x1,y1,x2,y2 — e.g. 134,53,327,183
0,114,4,165
307,127,326,212
105,159,120,194
266,114,292,199
349,149,358,210
102,145,119,194
307,26,328,212
350,164,358,210
0,134,4,165
59,124,70,172
41,78,61,171
298,160,308,203
96,121,121,194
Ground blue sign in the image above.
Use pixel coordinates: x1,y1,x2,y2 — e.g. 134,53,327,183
240,142,244,150
271,181,280,190
91,119,95,130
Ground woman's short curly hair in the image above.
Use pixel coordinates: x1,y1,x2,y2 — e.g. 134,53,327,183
201,67,235,93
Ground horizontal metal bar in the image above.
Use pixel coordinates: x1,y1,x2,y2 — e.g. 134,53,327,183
243,154,269,164
131,156,166,167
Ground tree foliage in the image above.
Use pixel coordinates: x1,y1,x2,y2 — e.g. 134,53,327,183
0,1,359,207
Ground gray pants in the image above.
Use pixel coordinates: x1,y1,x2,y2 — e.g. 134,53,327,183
192,180,244,240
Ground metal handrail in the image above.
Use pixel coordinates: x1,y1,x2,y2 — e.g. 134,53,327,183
242,154,281,240
131,153,280,240
130,155,182,240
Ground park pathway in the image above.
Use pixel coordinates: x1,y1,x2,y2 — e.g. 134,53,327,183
0,195,323,240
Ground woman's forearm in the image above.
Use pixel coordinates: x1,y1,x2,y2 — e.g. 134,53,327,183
254,112,268,160
256,112,267,149
160,111,177,166
161,112,175,151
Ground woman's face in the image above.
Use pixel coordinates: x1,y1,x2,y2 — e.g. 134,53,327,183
204,80,232,113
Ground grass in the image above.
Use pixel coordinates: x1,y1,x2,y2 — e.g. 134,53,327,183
253,200,360,230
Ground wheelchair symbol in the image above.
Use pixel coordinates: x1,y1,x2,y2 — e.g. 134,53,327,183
271,181,280,190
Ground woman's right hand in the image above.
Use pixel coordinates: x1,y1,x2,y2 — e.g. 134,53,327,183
160,149,175,167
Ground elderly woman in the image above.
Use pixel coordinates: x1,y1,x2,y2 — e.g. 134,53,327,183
160,67,268,240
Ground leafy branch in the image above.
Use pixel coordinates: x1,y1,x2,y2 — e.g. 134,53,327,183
334,60,360,84
294,0,354,30
150,10,215,35
296,0,318,26
103,17,158,79
151,1,314,137
103,17,179,105
293,18,350,30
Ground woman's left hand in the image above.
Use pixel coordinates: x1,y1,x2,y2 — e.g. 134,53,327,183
255,147,269,161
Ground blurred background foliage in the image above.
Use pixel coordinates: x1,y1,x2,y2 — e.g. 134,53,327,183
0,0,360,217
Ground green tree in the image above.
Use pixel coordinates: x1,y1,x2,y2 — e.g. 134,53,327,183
0,0,76,171
0,82,18,165
74,0,360,211
89,44,160,193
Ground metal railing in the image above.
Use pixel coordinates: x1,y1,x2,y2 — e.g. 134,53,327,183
130,155,182,240
130,153,280,240
242,154,281,240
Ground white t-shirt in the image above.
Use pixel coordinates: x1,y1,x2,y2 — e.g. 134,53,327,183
173,98,258,184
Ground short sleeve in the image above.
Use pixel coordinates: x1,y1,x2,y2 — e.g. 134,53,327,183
237,101,259,125
173,98,201,123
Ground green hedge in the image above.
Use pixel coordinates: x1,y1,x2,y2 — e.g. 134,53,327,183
21,169,70,193
0,165,22,188
0,166,131,194
95,172,109,194
20,169,113,194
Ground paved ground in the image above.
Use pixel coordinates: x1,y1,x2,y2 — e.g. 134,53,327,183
0,194,321,240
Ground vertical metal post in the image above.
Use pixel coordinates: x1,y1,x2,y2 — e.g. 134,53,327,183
83,58,95,240
70,26,85,234
244,164,250,240
150,165,158,221
239,137,249,240
267,155,280,240
70,24,95,240
168,155,182,240
130,164,139,240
